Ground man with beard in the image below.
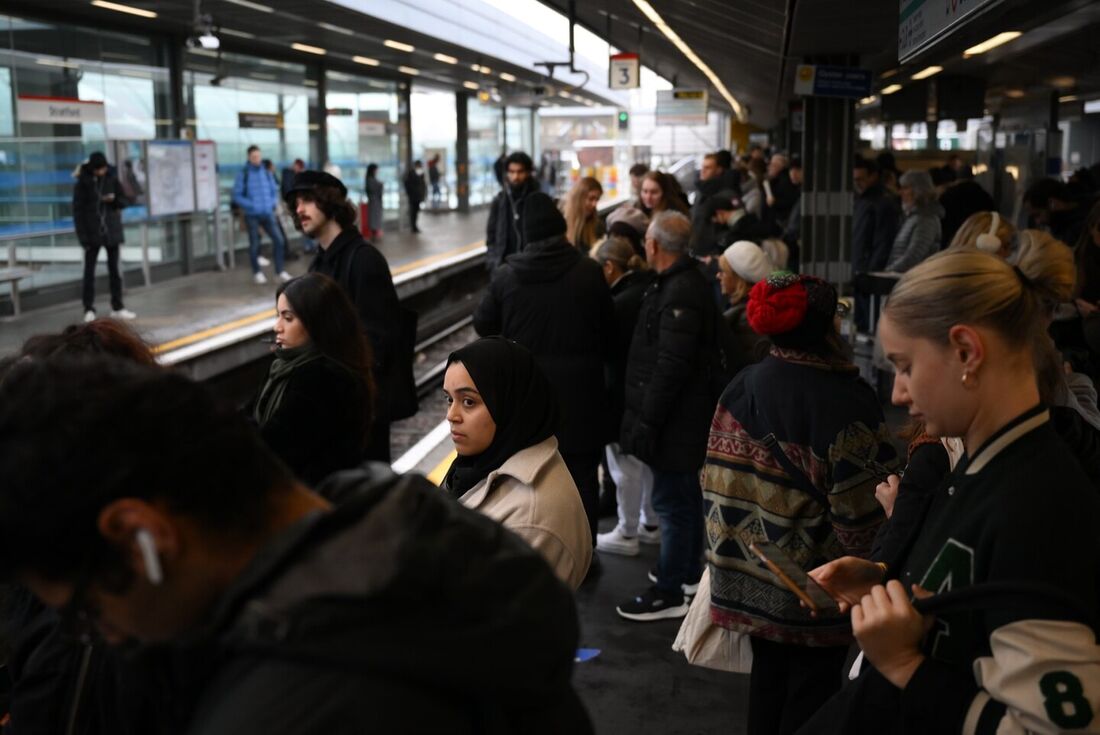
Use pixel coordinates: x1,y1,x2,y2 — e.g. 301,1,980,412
285,171,408,462
486,151,541,269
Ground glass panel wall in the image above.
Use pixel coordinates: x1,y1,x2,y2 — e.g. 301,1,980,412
411,88,456,210
325,71,400,222
468,99,503,206
0,14,174,290
505,106,533,156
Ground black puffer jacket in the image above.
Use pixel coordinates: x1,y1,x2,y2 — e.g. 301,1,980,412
473,236,615,454
152,468,593,735
605,269,656,442
620,255,722,472
73,164,128,247
485,178,541,268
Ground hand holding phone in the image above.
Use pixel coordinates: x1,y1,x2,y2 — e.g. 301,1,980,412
749,541,840,613
101,193,116,202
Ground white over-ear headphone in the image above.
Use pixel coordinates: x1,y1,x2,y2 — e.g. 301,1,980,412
976,211,1001,253
135,528,164,586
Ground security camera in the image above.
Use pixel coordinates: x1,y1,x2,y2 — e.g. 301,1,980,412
187,33,220,49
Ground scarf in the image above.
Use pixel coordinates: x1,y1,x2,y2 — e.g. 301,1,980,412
253,344,322,427
442,337,560,497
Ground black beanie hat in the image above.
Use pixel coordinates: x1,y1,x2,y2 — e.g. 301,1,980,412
88,152,108,169
523,192,567,243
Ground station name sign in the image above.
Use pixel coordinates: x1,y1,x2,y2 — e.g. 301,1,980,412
793,65,872,99
16,95,106,125
899,0,999,62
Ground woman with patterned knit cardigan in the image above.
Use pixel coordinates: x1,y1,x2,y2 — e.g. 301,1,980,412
701,273,897,735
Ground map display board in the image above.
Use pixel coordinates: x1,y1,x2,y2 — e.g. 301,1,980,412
193,140,218,212
147,140,195,217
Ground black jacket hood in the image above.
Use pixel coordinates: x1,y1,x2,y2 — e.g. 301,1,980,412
506,236,581,284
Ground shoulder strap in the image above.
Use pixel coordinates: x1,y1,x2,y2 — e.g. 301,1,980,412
242,167,250,198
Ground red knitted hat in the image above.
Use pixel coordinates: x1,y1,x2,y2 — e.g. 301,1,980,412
746,273,809,335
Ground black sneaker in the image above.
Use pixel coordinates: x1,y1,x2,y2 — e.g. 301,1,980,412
648,566,701,596
616,586,690,622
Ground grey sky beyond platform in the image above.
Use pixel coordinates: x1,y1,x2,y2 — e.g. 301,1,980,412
0,209,489,363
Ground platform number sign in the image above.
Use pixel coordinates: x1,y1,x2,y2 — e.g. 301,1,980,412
609,53,640,90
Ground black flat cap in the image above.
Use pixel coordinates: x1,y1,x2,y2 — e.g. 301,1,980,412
283,170,348,204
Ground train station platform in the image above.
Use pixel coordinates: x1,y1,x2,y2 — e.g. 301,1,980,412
0,209,490,373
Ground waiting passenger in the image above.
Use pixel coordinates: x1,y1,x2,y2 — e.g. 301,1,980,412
717,240,774,363
885,169,943,272
616,211,722,622
1025,177,1091,247
938,166,996,248
562,176,604,253
804,241,1099,735
287,170,409,462
589,236,659,557
474,192,615,548
74,151,136,322
232,144,290,285
702,273,893,734
710,195,770,248
605,205,649,258
21,318,156,366
364,163,384,240
253,273,374,487
948,210,1015,258
442,337,592,589
486,151,541,268
628,162,650,208
1074,199,1100,319
0,357,592,734
639,171,689,219
852,157,901,331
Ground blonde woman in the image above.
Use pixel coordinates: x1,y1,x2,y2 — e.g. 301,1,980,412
562,177,604,252
807,241,1100,734
717,240,774,363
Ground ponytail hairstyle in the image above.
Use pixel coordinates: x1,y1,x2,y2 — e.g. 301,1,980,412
563,177,603,250
884,233,1075,352
591,235,647,273
949,211,1015,256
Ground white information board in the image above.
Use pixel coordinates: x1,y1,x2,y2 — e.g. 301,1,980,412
192,140,218,212
147,140,196,217
656,89,708,126
609,53,640,90
898,0,998,62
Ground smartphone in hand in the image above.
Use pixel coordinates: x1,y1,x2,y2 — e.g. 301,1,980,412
749,541,840,613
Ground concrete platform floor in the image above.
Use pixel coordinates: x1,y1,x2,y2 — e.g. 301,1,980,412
0,208,487,360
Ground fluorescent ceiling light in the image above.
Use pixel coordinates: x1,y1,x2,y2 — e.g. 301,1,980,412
500,72,516,82
291,43,326,55
881,84,903,95
303,80,318,87
463,81,479,90
90,1,157,18
1004,89,1025,99
219,28,254,39
251,72,276,80
1085,100,1100,114
880,68,899,79
911,65,942,80
223,0,273,11
1060,95,1079,103
433,53,458,64
963,31,1021,57
36,58,81,69
1049,76,1075,88
398,66,419,76
385,40,415,53
353,56,380,66
119,69,151,78
630,0,745,121
858,95,878,105
318,22,353,36
478,66,492,75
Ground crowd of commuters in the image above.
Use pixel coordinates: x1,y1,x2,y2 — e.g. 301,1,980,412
15,144,1100,734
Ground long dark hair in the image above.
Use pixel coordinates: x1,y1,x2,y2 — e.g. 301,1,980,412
367,163,378,178
276,273,375,433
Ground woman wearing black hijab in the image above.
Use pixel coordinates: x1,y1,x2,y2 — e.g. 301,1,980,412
442,337,592,589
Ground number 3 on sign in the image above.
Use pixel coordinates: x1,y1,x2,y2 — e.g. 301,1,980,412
609,54,639,90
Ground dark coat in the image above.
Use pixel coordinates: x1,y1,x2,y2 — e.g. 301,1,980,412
723,301,769,368
939,179,995,249
403,168,426,203
485,177,541,268
159,469,594,735
606,269,656,442
308,228,400,373
851,183,900,273
256,356,371,487
473,236,615,454
620,255,723,473
73,164,127,247
764,169,799,233
717,210,771,248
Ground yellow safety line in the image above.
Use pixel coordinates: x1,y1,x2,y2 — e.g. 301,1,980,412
153,308,275,354
427,450,456,486
152,239,486,355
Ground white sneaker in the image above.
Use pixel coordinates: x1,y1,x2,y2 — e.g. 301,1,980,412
110,308,137,320
277,271,293,283
253,272,268,285
257,255,271,267
596,525,640,556
637,524,661,545
83,310,96,323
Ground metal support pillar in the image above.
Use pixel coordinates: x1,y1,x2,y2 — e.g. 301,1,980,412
801,94,855,288
456,91,470,213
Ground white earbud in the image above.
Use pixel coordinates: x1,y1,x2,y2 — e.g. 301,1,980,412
976,211,1001,253
135,528,164,586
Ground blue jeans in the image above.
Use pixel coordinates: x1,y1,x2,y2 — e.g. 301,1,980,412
651,469,704,597
244,212,286,274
